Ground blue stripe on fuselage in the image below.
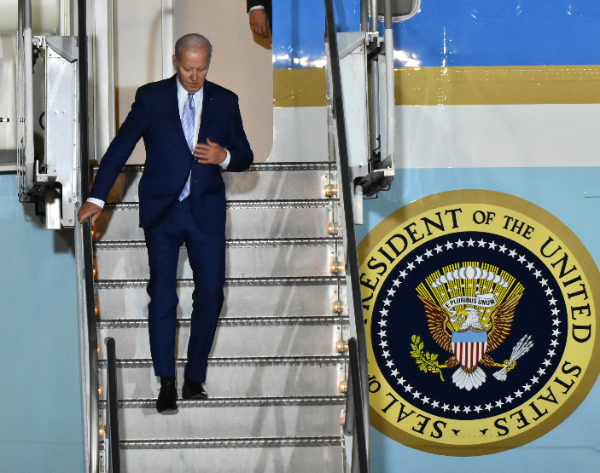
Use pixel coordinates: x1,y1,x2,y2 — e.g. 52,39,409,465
272,0,600,69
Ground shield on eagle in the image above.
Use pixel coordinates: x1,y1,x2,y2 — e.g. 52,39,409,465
451,329,488,369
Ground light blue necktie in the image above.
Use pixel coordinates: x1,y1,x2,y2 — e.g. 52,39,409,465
179,93,195,201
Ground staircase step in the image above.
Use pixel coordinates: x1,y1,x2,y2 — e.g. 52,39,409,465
99,398,344,440
94,200,338,241
94,238,343,280
101,439,343,473
96,276,342,288
97,319,348,359
100,163,336,203
100,395,345,409
98,315,347,328
96,237,341,249
96,281,345,320
99,356,346,400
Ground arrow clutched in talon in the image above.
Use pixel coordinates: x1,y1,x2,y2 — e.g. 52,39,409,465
493,334,534,381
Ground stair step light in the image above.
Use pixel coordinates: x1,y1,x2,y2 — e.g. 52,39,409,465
333,300,344,313
337,340,349,353
324,184,338,197
331,258,343,274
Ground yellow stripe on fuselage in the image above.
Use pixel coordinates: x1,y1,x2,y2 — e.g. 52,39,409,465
273,66,600,107
397,66,600,105
273,69,327,107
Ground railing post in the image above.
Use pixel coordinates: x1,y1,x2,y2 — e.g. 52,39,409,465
361,0,369,32
104,337,121,473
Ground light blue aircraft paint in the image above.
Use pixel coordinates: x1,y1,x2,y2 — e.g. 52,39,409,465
273,0,600,469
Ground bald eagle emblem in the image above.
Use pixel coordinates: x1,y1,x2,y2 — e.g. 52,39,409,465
412,264,534,391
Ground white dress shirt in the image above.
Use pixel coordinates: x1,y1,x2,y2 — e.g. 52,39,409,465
87,79,230,209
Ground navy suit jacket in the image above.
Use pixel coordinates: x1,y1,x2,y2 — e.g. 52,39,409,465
90,76,254,231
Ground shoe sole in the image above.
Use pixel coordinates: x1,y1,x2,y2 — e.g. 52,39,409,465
156,405,178,414
182,393,208,400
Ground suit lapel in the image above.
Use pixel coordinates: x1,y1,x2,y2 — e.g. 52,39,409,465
197,81,214,145
163,75,191,154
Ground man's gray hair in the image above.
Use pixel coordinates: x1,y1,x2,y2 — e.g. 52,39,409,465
174,34,212,65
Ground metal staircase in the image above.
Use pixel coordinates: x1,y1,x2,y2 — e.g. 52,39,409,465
93,162,350,471
9,0,388,470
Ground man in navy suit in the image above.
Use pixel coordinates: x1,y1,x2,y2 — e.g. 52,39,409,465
78,34,253,413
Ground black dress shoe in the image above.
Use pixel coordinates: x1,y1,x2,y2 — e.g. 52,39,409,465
156,377,178,413
182,378,208,400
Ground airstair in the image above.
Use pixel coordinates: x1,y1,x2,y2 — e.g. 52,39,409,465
8,0,399,470
93,162,349,471
89,0,397,466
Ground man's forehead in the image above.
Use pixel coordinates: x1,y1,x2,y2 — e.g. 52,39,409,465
177,47,209,61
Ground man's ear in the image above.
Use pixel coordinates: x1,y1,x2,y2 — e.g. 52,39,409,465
172,55,178,71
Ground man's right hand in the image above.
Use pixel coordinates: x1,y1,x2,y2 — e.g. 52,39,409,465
77,202,103,224
249,9,270,38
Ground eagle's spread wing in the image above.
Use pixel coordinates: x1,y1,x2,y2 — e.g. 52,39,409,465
417,294,452,352
486,293,523,352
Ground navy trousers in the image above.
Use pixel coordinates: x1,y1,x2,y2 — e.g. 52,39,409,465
144,197,225,383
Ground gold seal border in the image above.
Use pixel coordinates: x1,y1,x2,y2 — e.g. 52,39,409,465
359,189,600,456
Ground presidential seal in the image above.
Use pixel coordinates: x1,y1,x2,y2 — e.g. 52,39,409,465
358,190,600,456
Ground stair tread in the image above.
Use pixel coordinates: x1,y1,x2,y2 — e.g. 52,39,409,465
98,315,348,327
100,395,346,408
100,440,344,473
101,363,343,399
95,161,337,173
95,276,343,289
102,435,342,449
105,198,339,209
94,237,342,249
95,205,334,241
100,354,347,367
98,321,345,358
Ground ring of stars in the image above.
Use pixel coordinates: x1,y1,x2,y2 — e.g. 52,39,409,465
375,235,565,418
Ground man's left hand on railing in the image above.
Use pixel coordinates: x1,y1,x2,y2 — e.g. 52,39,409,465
77,202,102,224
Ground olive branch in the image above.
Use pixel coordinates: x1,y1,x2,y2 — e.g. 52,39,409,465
410,335,445,382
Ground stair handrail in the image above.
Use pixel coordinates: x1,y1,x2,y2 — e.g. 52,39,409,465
104,338,121,473
76,217,99,473
323,0,370,471
347,338,369,472
73,0,99,471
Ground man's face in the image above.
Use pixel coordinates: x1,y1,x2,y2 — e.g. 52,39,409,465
173,46,209,93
